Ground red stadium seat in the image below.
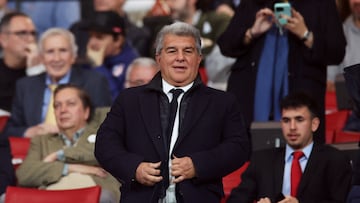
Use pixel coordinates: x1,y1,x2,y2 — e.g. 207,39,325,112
0,115,9,132
5,186,101,203
221,162,250,203
8,137,31,170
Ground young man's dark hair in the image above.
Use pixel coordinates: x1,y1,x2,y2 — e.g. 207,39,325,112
280,91,320,119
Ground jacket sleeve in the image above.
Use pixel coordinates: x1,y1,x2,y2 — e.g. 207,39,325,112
16,136,64,187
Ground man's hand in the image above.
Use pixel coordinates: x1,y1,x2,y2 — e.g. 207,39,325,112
257,197,271,203
283,9,308,39
135,161,163,186
68,164,108,178
86,45,106,67
171,156,196,183
24,123,59,138
25,43,41,68
251,8,275,37
278,196,299,203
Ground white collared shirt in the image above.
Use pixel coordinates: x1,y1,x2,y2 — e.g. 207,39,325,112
161,79,193,203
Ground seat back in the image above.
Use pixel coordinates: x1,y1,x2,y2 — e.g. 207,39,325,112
5,186,101,203
8,137,31,169
0,115,9,132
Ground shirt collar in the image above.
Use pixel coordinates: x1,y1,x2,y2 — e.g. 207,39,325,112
59,127,85,146
285,142,313,161
162,79,193,95
46,69,72,85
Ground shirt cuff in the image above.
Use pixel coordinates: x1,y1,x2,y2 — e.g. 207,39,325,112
56,150,65,161
62,164,69,176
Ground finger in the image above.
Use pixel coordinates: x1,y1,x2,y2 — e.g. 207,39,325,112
149,161,161,169
172,175,184,183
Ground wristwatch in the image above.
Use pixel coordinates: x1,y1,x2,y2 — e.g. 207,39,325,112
301,30,311,42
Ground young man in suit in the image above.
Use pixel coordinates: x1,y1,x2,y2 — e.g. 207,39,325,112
95,22,250,203
2,28,112,138
16,84,120,203
227,92,352,203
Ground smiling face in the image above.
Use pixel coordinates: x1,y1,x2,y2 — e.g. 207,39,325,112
54,88,89,136
281,106,319,150
41,34,75,83
155,34,202,87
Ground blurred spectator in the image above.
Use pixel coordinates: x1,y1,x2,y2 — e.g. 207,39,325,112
16,84,120,203
336,0,352,22
0,0,11,21
124,57,159,88
214,0,240,17
82,11,139,100
71,0,149,61
327,0,360,132
8,1,80,36
2,28,111,138
0,12,41,113
0,136,16,203
327,0,359,91
93,0,150,56
218,0,346,144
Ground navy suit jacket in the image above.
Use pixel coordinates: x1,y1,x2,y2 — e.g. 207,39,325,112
3,67,112,137
95,73,250,203
227,144,352,203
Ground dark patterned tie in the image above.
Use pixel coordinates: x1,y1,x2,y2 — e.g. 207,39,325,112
163,88,184,192
291,151,304,197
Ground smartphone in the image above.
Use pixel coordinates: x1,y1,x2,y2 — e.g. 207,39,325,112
274,2,291,26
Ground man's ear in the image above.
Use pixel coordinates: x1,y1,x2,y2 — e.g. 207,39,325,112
311,117,320,132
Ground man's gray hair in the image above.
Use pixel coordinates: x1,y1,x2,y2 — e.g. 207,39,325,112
125,57,159,80
154,22,202,55
38,28,78,56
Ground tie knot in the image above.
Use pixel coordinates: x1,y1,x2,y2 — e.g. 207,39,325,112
170,88,184,100
49,84,57,91
293,151,304,160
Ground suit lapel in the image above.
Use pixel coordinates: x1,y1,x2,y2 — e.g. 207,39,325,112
31,74,47,123
139,92,165,159
173,87,210,150
298,145,320,195
274,149,285,193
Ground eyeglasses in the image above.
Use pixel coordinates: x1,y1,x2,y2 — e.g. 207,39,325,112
4,30,37,39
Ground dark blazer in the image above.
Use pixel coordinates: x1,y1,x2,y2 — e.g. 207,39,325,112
217,0,346,144
3,67,112,137
95,73,250,203
0,136,16,195
227,144,352,203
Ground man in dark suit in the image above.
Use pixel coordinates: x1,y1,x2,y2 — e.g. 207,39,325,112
3,28,112,138
227,92,352,203
95,22,250,203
